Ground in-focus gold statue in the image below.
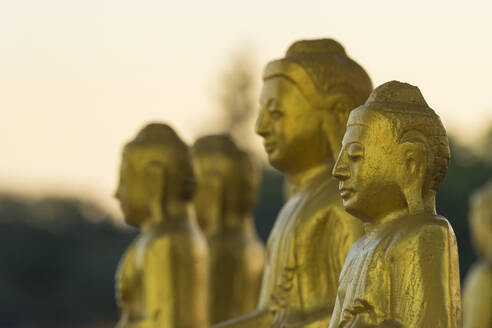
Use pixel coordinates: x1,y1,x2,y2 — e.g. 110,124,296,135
213,39,372,328
193,135,265,324
330,81,461,328
463,179,492,328
114,123,209,328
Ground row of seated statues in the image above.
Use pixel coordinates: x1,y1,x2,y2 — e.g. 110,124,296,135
112,38,491,328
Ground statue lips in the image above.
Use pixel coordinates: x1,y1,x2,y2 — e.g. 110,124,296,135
339,187,355,200
118,202,129,218
263,141,276,153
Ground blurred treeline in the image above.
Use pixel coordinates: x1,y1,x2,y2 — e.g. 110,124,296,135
0,134,491,327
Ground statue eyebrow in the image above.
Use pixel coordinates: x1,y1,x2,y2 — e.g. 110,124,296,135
344,140,363,147
267,99,281,111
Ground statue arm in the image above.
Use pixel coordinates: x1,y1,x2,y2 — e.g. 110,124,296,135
115,243,137,327
143,233,209,327
115,243,137,307
142,238,174,326
172,235,209,327
391,222,461,328
299,207,363,323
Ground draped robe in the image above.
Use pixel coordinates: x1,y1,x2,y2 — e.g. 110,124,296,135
115,219,209,328
329,215,461,328
257,167,363,327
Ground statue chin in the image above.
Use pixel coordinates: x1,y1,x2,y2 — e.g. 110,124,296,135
266,154,284,171
343,206,365,222
124,214,145,228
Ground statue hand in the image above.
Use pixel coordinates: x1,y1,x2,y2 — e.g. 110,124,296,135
346,315,374,328
347,316,404,328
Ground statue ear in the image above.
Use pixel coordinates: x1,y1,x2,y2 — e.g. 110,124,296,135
143,161,167,202
399,132,427,213
400,131,427,177
321,93,351,157
325,92,351,122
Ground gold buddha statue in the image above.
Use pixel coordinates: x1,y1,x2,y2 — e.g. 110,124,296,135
330,81,462,328
114,123,209,328
213,39,372,328
463,179,492,328
192,135,265,324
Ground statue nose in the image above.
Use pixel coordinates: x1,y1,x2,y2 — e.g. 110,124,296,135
333,165,350,180
333,155,350,180
255,110,269,137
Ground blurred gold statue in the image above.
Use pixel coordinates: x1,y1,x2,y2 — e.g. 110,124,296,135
114,123,209,328
463,179,492,328
193,135,265,324
330,81,461,328
213,39,371,327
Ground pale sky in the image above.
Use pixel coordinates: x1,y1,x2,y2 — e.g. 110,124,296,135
1,0,491,217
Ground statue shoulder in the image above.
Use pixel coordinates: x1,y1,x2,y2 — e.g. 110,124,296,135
389,215,455,254
116,239,138,278
145,222,208,263
145,231,173,256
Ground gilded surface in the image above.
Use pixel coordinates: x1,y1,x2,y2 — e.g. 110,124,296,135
114,123,209,328
213,38,371,328
330,81,461,328
463,179,492,328
192,135,265,324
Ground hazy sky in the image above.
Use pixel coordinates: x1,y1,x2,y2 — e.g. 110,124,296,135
1,0,491,216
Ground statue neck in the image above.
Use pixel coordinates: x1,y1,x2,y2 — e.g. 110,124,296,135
287,158,334,195
363,189,438,234
144,198,191,231
200,196,252,235
424,190,437,214
364,208,409,234
209,193,252,233
364,206,437,234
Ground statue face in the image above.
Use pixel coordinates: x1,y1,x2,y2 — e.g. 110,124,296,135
333,108,408,223
256,76,326,174
114,152,150,227
193,154,225,235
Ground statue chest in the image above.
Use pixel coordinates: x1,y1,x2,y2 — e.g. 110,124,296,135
336,234,392,325
260,190,324,311
120,233,156,305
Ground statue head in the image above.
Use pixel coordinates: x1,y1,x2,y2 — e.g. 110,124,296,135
114,123,195,227
255,38,372,175
192,135,259,235
469,180,492,262
333,81,450,224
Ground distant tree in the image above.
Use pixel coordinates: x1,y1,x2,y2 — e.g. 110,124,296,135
214,48,259,152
